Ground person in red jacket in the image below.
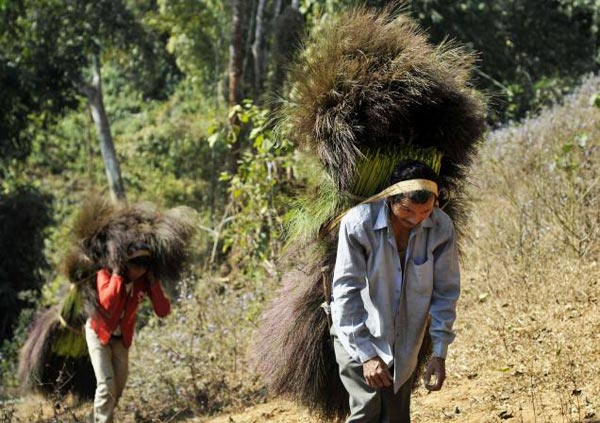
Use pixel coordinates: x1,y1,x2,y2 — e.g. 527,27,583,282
84,246,171,423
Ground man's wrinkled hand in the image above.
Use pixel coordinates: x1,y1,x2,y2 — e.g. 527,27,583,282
363,357,393,389
423,357,446,391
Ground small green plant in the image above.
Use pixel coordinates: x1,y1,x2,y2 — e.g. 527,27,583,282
217,101,295,270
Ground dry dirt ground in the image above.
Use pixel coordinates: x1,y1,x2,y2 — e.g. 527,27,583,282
9,261,599,423
196,259,600,423
195,366,598,423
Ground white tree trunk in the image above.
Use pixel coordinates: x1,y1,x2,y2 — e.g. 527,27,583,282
83,56,126,202
252,0,268,97
273,0,283,16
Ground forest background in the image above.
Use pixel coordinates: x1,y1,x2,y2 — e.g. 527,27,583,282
1,0,599,422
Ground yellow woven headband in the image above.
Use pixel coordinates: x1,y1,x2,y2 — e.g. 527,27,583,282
365,178,438,203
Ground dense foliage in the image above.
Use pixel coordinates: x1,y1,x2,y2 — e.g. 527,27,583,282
410,0,600,122
0,186,52,341
0,0,599,420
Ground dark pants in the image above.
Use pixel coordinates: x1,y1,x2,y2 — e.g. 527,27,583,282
333,335,413,423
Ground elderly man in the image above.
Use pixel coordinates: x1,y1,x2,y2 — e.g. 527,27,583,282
331,160,460,423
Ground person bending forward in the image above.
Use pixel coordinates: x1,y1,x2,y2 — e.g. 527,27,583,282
85,247,171,423
331,160,460,423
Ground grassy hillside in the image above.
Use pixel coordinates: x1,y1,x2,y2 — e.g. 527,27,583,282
407,74,599,422
5,75,599,423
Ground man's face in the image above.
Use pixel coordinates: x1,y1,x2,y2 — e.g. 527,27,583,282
127,263,148,281
389,195,435,229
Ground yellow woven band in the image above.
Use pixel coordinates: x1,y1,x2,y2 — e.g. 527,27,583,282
364,179,438,203
322,179,438,236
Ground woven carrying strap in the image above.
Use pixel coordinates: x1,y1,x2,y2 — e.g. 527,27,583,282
322,179,438,236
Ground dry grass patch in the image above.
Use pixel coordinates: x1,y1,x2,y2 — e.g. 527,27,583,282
411,74,600,423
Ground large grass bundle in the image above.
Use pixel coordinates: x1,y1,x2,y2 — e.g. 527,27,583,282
252,242,348,420
62,195,196,316
19,195,196,399
252,5,486,421
280,5,485,227
18,305,95,400
65,196,196,287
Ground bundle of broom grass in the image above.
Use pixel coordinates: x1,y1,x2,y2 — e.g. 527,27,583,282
251,5,486,421
19,195,196,399
18,284,96,399
51,285,89,358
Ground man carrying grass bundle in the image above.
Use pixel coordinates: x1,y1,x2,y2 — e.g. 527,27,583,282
251,5,485,422
331,160,459,422
18,197,195,421
85,244,171,423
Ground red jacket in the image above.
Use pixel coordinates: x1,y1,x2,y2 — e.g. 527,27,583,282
90,269,171,348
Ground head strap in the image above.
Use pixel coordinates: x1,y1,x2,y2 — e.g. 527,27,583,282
127,249,151,260
367,179,438,203
322,179,438,236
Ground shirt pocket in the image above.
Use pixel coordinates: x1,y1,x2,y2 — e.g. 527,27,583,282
408,253,434,296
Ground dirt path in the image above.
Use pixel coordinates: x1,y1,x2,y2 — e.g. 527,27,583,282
199,367,598,423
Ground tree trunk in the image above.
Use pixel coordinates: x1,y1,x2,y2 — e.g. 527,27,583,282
83,56,126,202
229,0,244,174
242,0,257,92
273,0,283,17
269,6,304,97
252,0,268,98
291,0,300,10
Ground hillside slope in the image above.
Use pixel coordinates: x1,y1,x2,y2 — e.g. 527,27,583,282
199,75,600,423
7,76,599,423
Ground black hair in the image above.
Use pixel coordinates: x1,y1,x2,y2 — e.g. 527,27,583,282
388,160,438,205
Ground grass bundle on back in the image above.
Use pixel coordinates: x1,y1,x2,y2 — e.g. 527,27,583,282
284,175,348,246
19,195,197,400
66,195,196,288
352,147,442,198
52,285,88,358
18,306,95,400
255,5,485,420
64,196,196,314
251,241,348,421
278,5,486,199
285,147,442,246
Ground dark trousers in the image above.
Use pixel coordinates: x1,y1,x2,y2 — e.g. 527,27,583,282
333,335,413,423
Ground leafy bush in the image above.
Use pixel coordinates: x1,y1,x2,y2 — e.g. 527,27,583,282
215,102,295,271
409,0,599,123
0,183,53,397
0,184,53,341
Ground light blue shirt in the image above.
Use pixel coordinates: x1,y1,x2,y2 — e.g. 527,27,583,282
331,200,460,391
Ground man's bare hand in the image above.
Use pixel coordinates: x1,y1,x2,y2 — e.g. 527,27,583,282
363,357,393,389
423,357,446,391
